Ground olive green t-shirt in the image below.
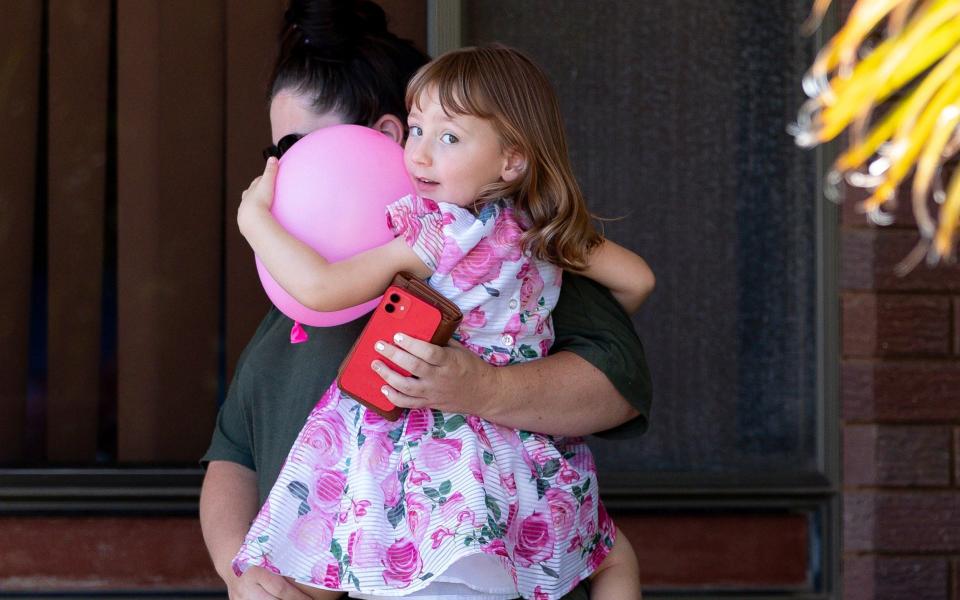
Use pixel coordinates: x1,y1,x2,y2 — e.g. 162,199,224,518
200,273,651,504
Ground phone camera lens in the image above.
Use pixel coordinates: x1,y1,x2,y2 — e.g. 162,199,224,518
390,293,401,303
385,304,395,313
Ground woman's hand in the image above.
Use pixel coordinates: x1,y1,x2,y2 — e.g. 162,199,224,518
226,566,314,600
372,333,640,436
238,157,279,237
371,334,501,416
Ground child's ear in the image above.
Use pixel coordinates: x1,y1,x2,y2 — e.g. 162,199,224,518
500,148,527,183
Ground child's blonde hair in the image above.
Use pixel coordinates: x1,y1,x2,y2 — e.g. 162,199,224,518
405,44,602,270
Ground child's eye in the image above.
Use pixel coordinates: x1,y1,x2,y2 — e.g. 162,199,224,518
441,133,459,144
409,125,423,137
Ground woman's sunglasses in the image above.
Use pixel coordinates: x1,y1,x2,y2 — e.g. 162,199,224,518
262,133,303,161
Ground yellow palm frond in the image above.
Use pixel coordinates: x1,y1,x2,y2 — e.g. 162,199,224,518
794,0,960,267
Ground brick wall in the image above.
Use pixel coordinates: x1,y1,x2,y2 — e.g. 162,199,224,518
841,184,960,600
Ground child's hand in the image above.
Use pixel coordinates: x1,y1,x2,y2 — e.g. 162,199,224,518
237,157,279,236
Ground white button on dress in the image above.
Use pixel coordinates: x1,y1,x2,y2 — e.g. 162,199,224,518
500,334,515,347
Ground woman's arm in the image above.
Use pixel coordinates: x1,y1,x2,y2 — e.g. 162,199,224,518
577,239,655,314
237,158,430,311
371,274,651,437
200,461,312,600
372,337,639,436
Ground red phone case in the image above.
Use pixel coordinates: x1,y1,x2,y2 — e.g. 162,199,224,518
337,285,443,419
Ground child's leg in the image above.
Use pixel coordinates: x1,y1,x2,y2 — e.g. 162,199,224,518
288,578,346,600
588,526,641,599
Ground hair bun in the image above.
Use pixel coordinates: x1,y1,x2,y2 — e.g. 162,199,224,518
285,0,389,55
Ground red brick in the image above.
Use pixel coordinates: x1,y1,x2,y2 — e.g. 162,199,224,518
0,516,221,591
843,360,960,422
954,560,960,600
842,293,951,357
841,229,960,292
845,491,960,552
954,297,960,355
843,424,950,487
843,556,947,600
613,512,808,589
955,428,960,486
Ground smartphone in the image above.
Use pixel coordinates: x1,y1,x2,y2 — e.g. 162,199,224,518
337,285,443,420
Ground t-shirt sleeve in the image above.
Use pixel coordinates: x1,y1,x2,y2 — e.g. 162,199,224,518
386,195,446,272
551,273,652,440
199,312,275,471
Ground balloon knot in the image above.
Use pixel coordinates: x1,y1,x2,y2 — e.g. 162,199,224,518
290,321,309,344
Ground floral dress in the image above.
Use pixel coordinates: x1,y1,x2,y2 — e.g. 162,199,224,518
232,196,615,600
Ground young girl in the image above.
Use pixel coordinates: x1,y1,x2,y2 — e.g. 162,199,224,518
234,45,651,600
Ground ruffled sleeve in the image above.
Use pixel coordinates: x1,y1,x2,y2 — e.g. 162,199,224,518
385,195,445,271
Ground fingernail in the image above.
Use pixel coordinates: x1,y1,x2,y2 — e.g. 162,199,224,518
371,361,380,372
381,386,390,396
394,333,405,343
375,342,385,352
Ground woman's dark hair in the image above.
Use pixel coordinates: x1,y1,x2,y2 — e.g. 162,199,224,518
271,0,429,125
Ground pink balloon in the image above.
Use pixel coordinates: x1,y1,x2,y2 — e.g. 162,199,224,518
256,125,413,326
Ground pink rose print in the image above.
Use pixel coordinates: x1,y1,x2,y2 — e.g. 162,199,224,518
545,488,578,539
568,449,596,473
421,437,463,470
522,439,554,472
310,562,340,588
578,494,597,537
500,472,517,497
540,338,553,358
469,453,484,483
463,340,488,359
249,554,281,575
483,538,510,559
387,198,427,248
300,410,347,468
439,491,476,526
311,468,347,509
362,409,393,432
287,511,335,553
503,313,523,338
359,431,394,477
533,586,550,600
488,351,511,366
467,415,492,447
536,314,550,335
405,492,432,544
430,526,456,549
348,528,384,568
462,306,487,329
587,538,609,570
511,511,555,567
506,502,519,530
407,460,432,486
350,498,371,518
491,423,522,449
381,539,423,587
450,239,504,291
566,533,583,554
381,472,401,507
517,260,545,311
491,207,523,261
435,237,464,275
422,197,439,212
404,409,433,440
557,464,580,484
